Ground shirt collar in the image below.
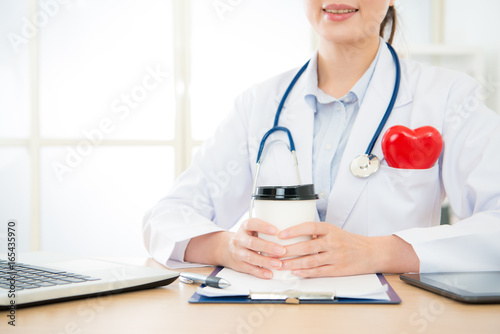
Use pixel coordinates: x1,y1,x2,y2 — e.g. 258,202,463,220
304,37,384,112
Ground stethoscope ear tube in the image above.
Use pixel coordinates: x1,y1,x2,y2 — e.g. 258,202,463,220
363,43,401,157
249,60,310,218
249,131,301,219
255,127,296,163
349,43,400,178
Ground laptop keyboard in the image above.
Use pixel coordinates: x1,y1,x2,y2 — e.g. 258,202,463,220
0,260,101,290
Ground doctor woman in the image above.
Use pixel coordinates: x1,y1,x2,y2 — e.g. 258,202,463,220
143,0,500,279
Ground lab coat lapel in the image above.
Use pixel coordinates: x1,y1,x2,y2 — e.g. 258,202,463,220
325,43,412,226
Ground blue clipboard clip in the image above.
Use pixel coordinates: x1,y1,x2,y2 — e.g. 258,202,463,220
250,290,336,304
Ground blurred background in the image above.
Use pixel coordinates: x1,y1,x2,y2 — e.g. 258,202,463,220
1,0,499,257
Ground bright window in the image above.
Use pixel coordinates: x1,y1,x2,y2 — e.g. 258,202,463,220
0,0,312,256
190,0,312,141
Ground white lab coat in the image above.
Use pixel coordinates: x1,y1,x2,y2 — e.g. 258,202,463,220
143,43,500,272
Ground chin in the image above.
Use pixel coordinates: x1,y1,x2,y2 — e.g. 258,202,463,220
319,31,379,48
319,34,358,46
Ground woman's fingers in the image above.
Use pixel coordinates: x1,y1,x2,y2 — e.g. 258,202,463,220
291,266,334,278
278,222,330,239
237,233,286,257
225,218,287,279
282,238,324,257
233,261,274,279
238,218,286,256
242,218,279,235
236,247,282,270
281,252,329,271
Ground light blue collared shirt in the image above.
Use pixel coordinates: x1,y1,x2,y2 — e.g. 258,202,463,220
304,43,382,222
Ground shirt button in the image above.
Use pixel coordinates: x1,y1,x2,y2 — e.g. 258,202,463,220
319,192,325,199
336,106,342,112
325,144,332,151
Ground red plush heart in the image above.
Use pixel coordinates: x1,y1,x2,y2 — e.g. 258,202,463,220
381,126,443,169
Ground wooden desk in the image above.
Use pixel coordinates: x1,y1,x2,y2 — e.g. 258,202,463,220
1,258,499,334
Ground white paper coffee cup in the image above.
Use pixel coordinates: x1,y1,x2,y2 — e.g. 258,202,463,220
253,184,318,280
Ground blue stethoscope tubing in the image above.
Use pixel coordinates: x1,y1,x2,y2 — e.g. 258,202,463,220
249,43,401,216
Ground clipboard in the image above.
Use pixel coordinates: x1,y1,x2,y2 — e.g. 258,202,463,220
188,267,401,304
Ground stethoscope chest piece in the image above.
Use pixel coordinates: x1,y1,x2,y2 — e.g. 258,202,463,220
350,154,380,178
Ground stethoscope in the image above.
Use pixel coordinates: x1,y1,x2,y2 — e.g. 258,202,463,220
249,43,400,216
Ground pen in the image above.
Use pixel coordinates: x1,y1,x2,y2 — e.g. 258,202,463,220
179,272,231,289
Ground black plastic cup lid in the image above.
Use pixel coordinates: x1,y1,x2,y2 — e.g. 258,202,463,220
253,184,319,201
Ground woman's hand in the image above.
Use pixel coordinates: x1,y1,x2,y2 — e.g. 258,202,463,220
278,222,419,277
186,220,418,278
222,218,287,279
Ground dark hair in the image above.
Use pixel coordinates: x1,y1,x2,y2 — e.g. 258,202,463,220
380,6,397,45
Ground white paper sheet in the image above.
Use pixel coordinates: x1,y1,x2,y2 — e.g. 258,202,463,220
197,268,390,300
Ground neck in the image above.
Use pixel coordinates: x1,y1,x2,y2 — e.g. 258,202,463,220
317,37,380,98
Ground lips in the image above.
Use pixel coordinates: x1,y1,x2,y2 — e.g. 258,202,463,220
322,3,359,21
324,8,358,14
323,3,358,10
323,3,357,9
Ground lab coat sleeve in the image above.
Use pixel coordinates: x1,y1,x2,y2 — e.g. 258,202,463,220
395,76,500,272
142,90,254,268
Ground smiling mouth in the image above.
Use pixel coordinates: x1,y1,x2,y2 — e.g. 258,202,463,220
323,8,358,14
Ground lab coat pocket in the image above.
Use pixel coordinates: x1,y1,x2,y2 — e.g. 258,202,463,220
377,163,440,194
350,163,442,236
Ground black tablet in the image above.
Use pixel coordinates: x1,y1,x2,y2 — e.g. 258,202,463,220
400,272,500,304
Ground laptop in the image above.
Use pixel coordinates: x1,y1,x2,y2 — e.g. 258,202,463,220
0,251,179,310
400,272,500,304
